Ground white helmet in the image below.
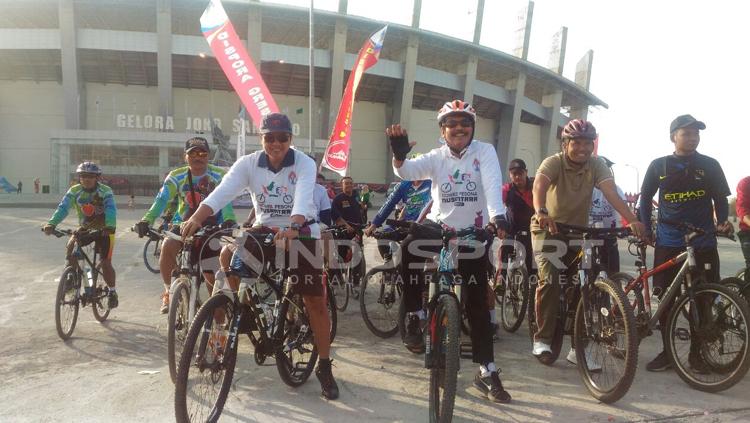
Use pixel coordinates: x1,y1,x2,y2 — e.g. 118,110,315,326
437,100,476,126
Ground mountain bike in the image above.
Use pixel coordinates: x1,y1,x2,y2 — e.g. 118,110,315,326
390,219,491,423
495,231,531,333
174,229,335,423
46,228,111,340
360,226,408,338
527,223,637,403
142,214,172,274
326,223,366,311
613,220,750,393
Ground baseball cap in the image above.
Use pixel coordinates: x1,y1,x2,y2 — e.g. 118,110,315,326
508,158,527,171
260,113,293,134
185,137,209,152
669,114,706,134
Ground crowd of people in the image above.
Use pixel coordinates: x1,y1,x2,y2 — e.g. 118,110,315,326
41,99,747,409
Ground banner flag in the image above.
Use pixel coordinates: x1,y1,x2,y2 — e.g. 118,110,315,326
321,26,387,176
201,0,279,126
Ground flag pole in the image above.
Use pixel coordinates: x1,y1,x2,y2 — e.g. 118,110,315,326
309,0,315,156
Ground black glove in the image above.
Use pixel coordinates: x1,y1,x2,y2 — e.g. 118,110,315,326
389,133,412,161
221,220,237,230
135,220,150,238
491,215,510,233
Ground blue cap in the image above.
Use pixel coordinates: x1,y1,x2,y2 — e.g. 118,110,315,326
260,113,293,134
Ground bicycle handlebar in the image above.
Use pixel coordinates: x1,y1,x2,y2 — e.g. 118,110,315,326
386,219,491,241
555,222,632,239
659,219,736,241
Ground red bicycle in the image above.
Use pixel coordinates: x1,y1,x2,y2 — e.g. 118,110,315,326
611,219,750,392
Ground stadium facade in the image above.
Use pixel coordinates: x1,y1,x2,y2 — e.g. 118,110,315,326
0,0,606,195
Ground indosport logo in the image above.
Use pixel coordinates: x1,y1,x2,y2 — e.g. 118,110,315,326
663,189,706,203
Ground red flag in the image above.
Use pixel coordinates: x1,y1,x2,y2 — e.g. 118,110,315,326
201,0,278,126
321,26,388,176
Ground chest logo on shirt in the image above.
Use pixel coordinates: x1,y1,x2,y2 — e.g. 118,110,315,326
446,169,476,192
288,171,297,185
663,189,706,203
472,159,480,172
78,194,104,218
258,181,292,204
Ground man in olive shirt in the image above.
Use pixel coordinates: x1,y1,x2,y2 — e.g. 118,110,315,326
530,119,645,362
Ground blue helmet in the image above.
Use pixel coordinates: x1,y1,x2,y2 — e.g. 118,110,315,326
76,161,102,175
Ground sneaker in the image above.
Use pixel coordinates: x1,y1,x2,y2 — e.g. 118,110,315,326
160,292,169,314
532,341,552,357
315,359,340,400
108,291,119,309
473,371,511,403
404,315,424,352
566,348,602,372
688,352,711,375
646,351,672,372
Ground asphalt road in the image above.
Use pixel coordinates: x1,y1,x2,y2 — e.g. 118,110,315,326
1,208,748,422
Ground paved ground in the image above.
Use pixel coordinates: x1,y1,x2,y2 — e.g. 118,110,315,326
1,208,748,422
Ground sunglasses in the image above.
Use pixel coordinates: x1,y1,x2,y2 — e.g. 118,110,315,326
442,119,473,129
187,150,209,158
263,133,291,144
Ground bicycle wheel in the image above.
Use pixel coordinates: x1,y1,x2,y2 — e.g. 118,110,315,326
428,294,460,423
501,266,529,333
174,293,238,423
665,283,750,393
331,267,350,312
327,283,338,343
143,237,161,274
721,276,749,301
168,279,190,384
275,293,318,387
574,278,638,404
91,266,110,322
360,267,400,338
55,267,80,340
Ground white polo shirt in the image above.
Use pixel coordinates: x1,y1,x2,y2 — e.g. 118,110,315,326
203,147,320,238
394,140,505,229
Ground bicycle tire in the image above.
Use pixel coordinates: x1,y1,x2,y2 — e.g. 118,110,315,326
174,293,238,423
168,280,190,384
501,266,529,333
720,276,750,302
428,295,460,423
574,277,638,404
666,283,750,393
327,283,338,343
360,266,400,338
275,293,318,387
331,269,350,312
143,237,161,274
92,265,110,322
55,267,80,340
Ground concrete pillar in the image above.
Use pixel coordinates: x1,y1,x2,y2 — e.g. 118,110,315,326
246,1,262,68
496,74,526,170
323,15,347,137
159,147,169,168
56,144,70,194
411,0,422,28
571,49,594,120
157,0,173,126
547,26,567,75
473,0,485,44
540,90,563,159
462,55,478,104
59,0,85,130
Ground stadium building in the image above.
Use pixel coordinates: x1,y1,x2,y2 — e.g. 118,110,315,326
0,0,606,195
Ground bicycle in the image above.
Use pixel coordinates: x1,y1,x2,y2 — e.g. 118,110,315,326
46,228,111,340
612,219,750,393
360,226,409,338
390,219,491,423
326,223,367,312
527,223,638,403
174,229,336,423
142,214,172,274
495,231,531,333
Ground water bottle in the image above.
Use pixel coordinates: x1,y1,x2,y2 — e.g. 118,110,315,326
84,267,94,297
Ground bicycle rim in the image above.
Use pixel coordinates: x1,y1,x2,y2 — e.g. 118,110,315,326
666,283,750,392
174,294,237,423
429,295,460,423
360,268,400,338
275,294,318,387
574,278,638,403
55,267,80,340
143,238,160,274
92,267,110,322
168,281,191,384
501,267,528,333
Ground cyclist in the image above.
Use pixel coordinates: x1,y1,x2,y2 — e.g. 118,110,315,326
388,99,511,403
181,112,339,400
42,162,119,308
588,156,626,274
331,176,366,285
639,114,734,372
531,119,644,368
134,137,236,313
737,176,750,283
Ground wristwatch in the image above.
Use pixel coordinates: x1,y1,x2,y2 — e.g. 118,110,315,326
536,207,549,216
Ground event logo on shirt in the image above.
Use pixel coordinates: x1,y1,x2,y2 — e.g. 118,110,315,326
472,158,480,172
288,171,297,185
262,181,288,198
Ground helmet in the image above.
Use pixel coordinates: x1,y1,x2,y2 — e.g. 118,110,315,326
562,119,597,140
76,161,102,175
437,100,476,126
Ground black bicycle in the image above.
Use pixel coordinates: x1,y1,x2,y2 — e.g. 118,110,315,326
174,230,336,423
496,231,531,333
326,223,367,312
142,214,172,274
360,226,409,338
46,228,111,340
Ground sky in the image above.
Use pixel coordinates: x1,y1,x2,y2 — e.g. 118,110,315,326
260,0,749,195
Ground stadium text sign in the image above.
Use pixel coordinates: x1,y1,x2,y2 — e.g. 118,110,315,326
116,113,300,135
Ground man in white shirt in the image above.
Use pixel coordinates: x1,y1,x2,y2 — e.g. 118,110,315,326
388,99,511,404
181,113,339,400
588,156,626,274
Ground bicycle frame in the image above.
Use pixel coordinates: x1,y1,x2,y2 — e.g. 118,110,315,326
163,231,203,323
